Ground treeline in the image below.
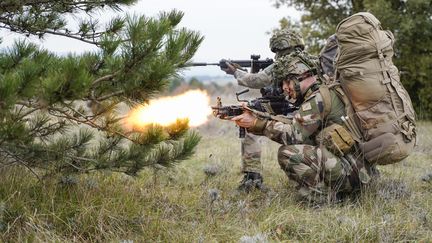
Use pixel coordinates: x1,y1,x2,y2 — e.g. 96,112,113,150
167,77,236,95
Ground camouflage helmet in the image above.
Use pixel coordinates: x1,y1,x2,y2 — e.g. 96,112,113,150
272,51,320,104
272,51,318,83
269,29,305,54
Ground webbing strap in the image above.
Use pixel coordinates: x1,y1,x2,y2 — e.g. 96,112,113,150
270,115,293,124
318,85,332,119
386,83,400,118
331,85,364,142
246,107,293,124
361,13,381,29
339,68,390,79
375,34,393,85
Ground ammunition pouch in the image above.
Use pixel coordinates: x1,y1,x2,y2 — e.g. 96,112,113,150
316,123,355,156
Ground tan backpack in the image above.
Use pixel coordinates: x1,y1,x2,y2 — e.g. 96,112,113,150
334,12,416,165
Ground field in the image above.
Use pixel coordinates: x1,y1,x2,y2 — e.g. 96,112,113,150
0,87,431,242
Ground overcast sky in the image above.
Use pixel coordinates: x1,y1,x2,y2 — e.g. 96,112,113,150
0,0,300,77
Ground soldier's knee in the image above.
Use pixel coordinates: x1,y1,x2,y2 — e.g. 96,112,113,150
277,145,297,170
277,146,288,165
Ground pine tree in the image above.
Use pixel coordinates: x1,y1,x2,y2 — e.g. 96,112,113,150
0,0,204,178
273,0,432,118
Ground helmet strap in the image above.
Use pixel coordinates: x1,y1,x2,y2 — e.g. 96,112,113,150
293,75,319,106
293,79,304,106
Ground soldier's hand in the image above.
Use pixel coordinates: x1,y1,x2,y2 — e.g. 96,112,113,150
231,110,256,128
221,61,237,75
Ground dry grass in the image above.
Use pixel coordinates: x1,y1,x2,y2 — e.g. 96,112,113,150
0,90,431,242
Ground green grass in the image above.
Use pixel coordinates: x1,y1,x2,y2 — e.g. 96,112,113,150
0,120,431,242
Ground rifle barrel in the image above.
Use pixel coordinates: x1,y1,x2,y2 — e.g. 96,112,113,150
186,62,220,66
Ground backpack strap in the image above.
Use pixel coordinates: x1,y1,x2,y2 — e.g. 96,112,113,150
334,85,364,142
318,85,332,119
320,84,364,142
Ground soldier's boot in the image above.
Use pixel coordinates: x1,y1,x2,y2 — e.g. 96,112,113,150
237,172,268,193
366,163,381,180
369,164,381,179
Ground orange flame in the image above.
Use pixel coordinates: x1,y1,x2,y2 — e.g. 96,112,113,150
126,90,212,129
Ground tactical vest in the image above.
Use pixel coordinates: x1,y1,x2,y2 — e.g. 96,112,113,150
323,12,417,165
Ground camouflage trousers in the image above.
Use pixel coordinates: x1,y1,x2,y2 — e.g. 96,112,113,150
241,132,262,173
277,144,370,202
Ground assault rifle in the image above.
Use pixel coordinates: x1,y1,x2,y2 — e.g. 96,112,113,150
212,89,297,138
187,54,273,74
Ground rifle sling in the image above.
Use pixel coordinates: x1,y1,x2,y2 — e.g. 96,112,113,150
247,108,292,124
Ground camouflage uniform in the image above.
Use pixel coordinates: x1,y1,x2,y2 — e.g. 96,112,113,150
233,30,307,176
248,56,371,202
235,64,273,174
234,64,273,89
241,132,262,173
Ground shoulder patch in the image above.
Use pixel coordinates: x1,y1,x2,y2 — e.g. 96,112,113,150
302,102,312,111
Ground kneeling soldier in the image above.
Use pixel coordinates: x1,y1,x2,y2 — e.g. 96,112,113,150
222,29,315,192
232,53,371,203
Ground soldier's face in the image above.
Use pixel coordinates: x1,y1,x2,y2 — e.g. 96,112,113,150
282,79,296,100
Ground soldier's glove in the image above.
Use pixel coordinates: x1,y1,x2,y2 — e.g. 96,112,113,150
221,61,238,75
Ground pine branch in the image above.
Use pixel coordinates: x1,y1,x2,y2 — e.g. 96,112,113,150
0,147,42,181
47,106,132,142
91,71,119,87
96,90,124,101
0,5,203,178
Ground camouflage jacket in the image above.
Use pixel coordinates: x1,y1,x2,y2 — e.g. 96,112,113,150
249,85,346,146
234,64,274,89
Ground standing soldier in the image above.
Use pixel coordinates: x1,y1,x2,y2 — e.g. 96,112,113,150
223,29,307,89
231,53,371,202
221,29,319,192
